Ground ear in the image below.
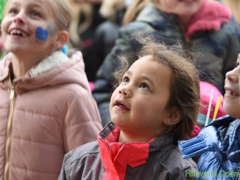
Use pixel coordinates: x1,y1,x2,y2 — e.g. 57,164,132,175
54,30,69,49
163,107,182,126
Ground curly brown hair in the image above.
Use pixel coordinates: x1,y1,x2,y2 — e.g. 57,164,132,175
114,36,200,143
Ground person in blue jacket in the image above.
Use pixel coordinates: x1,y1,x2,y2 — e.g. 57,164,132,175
178,54,240,180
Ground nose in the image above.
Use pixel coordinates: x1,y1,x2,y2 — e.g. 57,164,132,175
118,85,131,98
225,69,238,83
13,12,26,24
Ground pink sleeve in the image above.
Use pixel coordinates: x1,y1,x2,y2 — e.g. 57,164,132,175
63,92,103,152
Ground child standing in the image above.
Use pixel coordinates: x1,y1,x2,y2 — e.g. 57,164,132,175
0,0,102,179
179,54,240,180
58,39,199,180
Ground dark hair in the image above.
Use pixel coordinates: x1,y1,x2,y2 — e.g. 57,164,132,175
114,36,200,142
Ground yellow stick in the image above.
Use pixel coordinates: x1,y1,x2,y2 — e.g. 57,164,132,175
213,96,223,120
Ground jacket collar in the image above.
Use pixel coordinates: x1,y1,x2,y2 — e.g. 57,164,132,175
98,123,150,180
0,51,68,81
0,51,90,94
98,122,174,180
29,51,69,77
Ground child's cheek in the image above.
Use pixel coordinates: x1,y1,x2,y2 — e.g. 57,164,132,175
47,22,56,36
34,23,56,42
35,26,49,42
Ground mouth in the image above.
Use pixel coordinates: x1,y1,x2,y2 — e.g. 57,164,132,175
225,90,239,96
179,0,196,3
9,29,28,37
114,100,130,110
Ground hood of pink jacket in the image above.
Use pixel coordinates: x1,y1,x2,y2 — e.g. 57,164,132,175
0,51,90,94
186,0,231,37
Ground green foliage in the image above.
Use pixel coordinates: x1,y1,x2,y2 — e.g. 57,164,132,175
0,0,6,22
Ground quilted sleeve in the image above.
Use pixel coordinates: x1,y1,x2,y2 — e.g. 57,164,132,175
63,93,103,153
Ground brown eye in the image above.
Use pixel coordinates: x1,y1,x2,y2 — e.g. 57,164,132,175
122,76,129,83
139,83,149,89
9,8,18,15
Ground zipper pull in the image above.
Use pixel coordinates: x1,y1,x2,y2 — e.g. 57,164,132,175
10,87,15,100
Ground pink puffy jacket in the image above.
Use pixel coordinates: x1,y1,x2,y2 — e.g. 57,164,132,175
0,51,103,180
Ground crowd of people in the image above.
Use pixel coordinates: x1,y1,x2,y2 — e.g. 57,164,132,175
0,0,240,179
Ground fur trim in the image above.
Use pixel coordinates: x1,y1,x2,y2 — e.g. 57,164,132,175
186,0,231,37
29,51,69,77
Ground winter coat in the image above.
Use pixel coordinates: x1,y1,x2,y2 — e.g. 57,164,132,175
0,51,103,180
95,0,126,62
58,122,196,180
92,1,240,125
178,116,240,180
94,8,125,70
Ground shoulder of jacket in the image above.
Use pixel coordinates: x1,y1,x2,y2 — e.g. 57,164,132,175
64,141,99,165
119,21,155,39
159,145,197,169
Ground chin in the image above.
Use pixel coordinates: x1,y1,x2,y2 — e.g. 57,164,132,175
224,108,240,119
111,117,125,127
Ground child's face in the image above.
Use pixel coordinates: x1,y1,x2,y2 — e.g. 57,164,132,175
1,0,58,57
110,55,172,140
224,55,240,118
158,0,203,18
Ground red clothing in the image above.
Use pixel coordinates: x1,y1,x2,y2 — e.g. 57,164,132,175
98,127,150,180
59,123,196,180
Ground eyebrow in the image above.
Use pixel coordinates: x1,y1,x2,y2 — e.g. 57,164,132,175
28,2,49,16
9,1,43,7
30,1,45,9
8,1,46,13
125,71,155,86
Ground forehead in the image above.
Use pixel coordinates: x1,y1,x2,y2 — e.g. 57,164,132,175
130,55,166,71
6,0,56,19
6,0,53,11
129,55,172,80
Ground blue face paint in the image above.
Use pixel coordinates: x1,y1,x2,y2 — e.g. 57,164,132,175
35,23,56,42
35,26,48,41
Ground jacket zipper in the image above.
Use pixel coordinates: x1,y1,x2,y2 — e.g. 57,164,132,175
4,86,16,180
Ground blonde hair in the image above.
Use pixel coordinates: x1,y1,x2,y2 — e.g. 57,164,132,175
65,1,93,49
100,0,125,21
3,0,71,31
122,0,150,26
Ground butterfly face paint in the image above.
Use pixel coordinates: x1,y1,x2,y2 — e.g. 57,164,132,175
35,22,56,42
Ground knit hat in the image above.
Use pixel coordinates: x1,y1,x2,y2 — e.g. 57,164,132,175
198,81,226,126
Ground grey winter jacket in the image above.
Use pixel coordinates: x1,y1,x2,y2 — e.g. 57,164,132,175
59,123,196,180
